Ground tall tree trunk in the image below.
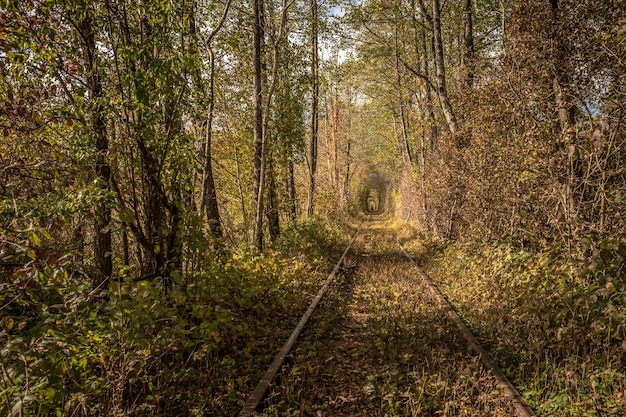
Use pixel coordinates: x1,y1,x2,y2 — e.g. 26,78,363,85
418,22,437,150
266,155,280,241
462,0,474,88
165,186,182,286
342,108,351,209
420,130,428,226
252,0,265,250
201,47,223,238
413,13,434,227
307,0,319,218
392,113,404,158
78,13,112,288
137,136,168,276
324,96,334,186
253,0,291,249
332,90,340,193
115,4,170,277
431,0,459,137
288,150,297,221
394,24,412,167
199,0,232,239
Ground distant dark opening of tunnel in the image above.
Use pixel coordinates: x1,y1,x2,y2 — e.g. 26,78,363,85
366,188,381,213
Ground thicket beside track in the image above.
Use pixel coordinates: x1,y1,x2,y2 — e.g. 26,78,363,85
239,224,536,416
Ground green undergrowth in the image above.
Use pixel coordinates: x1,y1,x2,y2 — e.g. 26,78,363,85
398,225,626,416
0,219,351,416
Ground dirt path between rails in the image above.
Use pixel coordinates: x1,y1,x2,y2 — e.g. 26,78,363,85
255,223,515,416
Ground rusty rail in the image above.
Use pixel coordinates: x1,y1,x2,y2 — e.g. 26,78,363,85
238,225,361,416
397,238,536,417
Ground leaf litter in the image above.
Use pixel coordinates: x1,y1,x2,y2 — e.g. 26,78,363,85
256,224,513,416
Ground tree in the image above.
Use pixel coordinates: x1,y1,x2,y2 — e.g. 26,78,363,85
198,0,234,239
252,0,295,249
462,0,474,88
307,0,319,218
77,7,113,287
423,0,459,137
252,0,265,249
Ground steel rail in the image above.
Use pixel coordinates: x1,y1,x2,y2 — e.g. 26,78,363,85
397,238,536,417
238,224,362,416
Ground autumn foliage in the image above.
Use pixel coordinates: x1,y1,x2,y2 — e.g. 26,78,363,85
1,0,626,415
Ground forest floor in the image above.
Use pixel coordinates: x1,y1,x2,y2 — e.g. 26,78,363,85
256,222,514,416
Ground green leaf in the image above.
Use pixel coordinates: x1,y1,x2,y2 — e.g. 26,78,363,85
29,230,41,246
2,317,14,332
43,387,56,401
40,228,54,241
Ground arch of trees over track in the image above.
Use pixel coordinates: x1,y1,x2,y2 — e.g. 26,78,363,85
1,0,626,415
361,170,389,215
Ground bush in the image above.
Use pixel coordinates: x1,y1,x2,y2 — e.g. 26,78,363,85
0,220,350,416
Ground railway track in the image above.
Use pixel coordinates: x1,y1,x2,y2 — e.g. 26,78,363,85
239,224,535,416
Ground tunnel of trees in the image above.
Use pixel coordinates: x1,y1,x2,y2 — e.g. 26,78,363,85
366,190,379,213
358,170,389,215
1,0,626,415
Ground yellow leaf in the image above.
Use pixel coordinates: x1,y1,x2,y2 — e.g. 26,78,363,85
40,228,54,241
2,317,14,332
29,230,41,246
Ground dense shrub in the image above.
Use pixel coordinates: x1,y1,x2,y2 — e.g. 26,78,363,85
0,220,350,416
